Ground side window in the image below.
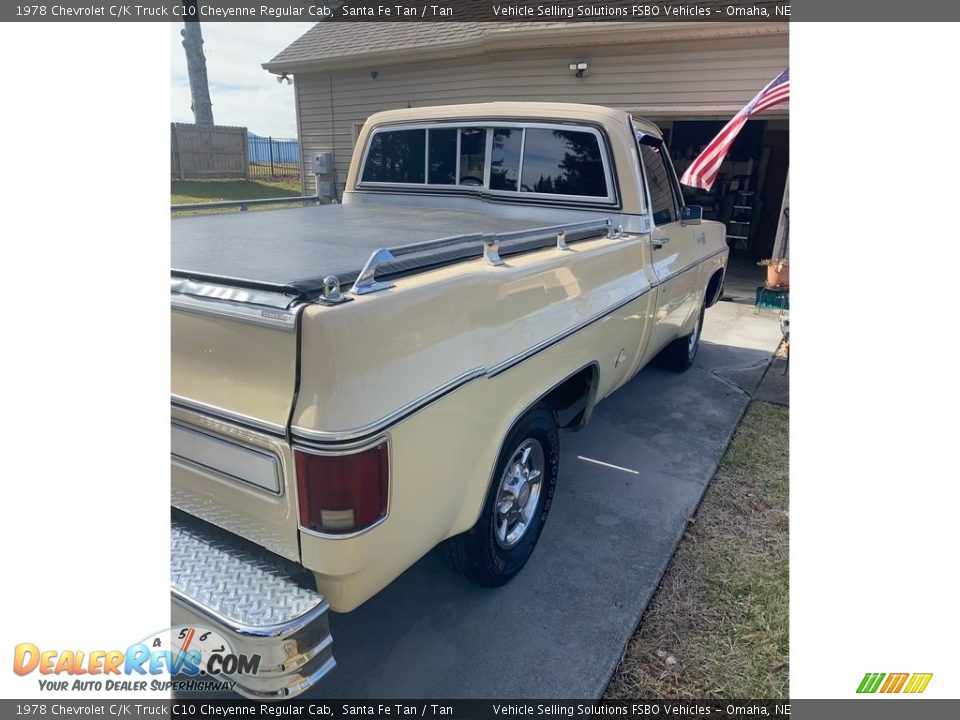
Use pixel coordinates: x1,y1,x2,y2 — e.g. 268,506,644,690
520,129,607,197
638,138,679,225
428,128,457,185
490,128,522,191
362,129,425,183
458,128,486,186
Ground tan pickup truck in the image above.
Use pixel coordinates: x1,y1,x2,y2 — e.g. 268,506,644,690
170,102,727,698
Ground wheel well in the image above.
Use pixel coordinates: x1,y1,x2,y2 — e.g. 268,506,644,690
538,363,599,432
468,363,599,533
705,268,725,308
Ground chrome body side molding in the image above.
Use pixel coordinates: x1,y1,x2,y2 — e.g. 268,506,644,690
485,287,652,378
171,395,287,438
291,368,487,448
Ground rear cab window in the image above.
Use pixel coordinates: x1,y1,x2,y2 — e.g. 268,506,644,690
362,129,425,184
520,128,607,197
359,122,615,204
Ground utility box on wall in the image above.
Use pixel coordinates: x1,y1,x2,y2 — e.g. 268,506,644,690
311,152,332,175
310,151,335,200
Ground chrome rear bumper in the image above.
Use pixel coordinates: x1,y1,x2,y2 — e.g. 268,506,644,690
170,512,336,699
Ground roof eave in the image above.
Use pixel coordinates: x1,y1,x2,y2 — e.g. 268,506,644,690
263,36,485,74
263,21,787,75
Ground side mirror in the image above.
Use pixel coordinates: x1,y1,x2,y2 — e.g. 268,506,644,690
681,205,703,226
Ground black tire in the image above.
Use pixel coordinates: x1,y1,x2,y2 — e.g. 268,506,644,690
440,405,560,587
654,304,705,372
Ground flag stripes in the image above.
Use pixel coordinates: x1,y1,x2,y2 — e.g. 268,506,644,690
679,68,789,191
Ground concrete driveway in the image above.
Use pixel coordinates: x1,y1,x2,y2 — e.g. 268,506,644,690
307,301,784,699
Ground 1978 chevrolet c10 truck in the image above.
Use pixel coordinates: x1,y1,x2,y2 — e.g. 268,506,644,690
170,102,727,698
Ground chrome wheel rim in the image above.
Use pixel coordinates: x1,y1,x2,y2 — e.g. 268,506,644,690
493,438,545,549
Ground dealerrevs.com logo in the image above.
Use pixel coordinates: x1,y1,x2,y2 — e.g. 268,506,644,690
13,626,260,693
856,672,934,694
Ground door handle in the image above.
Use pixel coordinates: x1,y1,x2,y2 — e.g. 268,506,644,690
652,236,670,247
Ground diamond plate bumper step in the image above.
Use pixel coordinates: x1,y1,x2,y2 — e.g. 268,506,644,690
170,510,336,699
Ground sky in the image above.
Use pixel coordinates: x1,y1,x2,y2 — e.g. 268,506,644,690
170,22,316,137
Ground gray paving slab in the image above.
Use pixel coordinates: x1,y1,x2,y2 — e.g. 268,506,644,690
755,356,790,406
301,301,783,699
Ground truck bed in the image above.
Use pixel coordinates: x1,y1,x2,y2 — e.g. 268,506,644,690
172,203,570,299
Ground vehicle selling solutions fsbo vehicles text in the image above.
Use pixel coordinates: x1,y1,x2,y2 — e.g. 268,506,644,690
490,4,787,17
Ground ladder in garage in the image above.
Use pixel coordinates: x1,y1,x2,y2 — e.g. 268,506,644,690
727,189,754,251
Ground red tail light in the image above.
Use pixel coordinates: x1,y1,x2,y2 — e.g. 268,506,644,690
295,443,389,534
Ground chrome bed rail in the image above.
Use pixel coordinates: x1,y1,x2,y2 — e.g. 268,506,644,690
351,217,616,296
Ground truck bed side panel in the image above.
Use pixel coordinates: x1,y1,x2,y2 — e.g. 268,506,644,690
292,235,652,439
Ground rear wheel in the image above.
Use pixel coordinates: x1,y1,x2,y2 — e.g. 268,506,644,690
654,304,705,372
440,405,560,587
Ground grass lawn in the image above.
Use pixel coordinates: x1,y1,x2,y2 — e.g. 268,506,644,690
172,178,304,215
605,401,789,699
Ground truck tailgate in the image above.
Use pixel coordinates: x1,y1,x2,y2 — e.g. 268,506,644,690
172,304,298,430
171,305,301,561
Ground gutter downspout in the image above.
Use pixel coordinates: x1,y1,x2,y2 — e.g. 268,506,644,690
772,171,789,259
328,70,340,203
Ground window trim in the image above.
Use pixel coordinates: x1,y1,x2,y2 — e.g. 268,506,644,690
489,126,524,193
517,128,527,190
357,120,617,205
458,126,489,188
352,121,366,148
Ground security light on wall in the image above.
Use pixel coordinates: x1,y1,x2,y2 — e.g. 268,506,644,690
568,62,589,78
276,73,292,85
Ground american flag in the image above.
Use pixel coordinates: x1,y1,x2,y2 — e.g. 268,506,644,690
680,68,790,191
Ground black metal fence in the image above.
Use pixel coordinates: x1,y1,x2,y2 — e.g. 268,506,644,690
247,134,301,181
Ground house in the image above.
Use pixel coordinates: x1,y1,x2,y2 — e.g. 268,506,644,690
265,21,789,262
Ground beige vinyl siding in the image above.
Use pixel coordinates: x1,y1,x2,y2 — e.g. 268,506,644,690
294,35,788,195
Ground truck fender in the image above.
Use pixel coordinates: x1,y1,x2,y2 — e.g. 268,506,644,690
471,362,600,525
705,267,726,308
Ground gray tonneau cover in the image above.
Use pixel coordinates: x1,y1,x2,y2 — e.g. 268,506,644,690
172,203,556,298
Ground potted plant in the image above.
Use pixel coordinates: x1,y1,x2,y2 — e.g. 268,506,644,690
759,258,789,289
